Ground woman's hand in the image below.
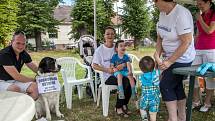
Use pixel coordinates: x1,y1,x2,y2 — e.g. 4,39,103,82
106,67,114,74
196,12,203,22
159,60,173,70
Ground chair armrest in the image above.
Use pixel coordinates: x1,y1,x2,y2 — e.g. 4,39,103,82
93,68,106,85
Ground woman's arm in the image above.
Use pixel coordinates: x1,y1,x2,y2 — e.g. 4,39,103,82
197,12,215,34
92,63,113,74
161,33,192,70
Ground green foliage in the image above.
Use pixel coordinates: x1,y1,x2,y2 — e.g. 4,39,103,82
17,0,61,50
150,5,159,42
71,0,114,42
122,0,152,49
0,0,19,47
17,0,60,35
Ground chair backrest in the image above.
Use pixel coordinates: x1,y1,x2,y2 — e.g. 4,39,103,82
128,54,140,72
56,57,78,81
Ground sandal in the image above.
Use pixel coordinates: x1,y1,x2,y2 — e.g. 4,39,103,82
192,101,201,109
122,105,132,115
199,104,211,112
115,108,129,118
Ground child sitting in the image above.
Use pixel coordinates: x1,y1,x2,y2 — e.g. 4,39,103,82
110,40,136,100
139,56,160,121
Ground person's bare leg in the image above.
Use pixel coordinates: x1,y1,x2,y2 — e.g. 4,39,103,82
149,112,157,121
117,74,124,99
204,89,213,105
177,99,186,121
165,101,177,121
7,84,21,92
193,88,200,102
26,82,38,100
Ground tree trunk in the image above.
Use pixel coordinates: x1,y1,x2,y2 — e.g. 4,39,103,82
133,37,140,50
35,30,42,51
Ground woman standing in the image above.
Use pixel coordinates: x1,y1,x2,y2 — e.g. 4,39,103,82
154,0,196,121
192,0,215,112
92,26,133,117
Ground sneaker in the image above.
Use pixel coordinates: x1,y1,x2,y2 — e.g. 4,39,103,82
199,104,211,112
192,101,201,109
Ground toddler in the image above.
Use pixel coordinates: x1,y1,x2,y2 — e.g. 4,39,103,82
139,56,160,121
110,40,136,99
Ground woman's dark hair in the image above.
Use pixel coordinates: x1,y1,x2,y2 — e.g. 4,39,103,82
104,26,116,34
139,56,155,73
115,40,124,49
202,0,215,19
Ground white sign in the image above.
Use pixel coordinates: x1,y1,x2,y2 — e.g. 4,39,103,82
36,74,61,94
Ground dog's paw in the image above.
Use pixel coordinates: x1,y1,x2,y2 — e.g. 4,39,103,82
46,115,52,121
56,112,64,118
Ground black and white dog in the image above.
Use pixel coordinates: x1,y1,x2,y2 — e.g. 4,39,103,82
35,57,64,120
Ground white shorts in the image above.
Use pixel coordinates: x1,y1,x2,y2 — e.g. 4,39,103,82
0,80,32,92
192,49,215,89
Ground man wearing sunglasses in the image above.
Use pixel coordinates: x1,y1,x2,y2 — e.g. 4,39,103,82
0,31,38,100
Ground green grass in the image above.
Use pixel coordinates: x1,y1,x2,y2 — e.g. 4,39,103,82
21,48,215,121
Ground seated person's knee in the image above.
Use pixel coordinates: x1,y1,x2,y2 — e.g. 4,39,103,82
7,84,21,92
27,82,38,100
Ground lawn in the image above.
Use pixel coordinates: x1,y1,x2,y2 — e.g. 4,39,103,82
21,48,215,121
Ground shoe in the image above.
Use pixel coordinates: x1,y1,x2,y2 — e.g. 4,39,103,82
192,101,201,109
199,104,211,112
122,105,132,114
115,108,129,117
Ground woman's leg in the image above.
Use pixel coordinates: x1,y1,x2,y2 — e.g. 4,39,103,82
165,101,178,121
204,89,213,105
177,99,186,121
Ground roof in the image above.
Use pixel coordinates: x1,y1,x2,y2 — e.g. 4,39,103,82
54,5,72,23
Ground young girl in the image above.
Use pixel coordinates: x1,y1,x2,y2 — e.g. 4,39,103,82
110,40,136,100
139,56,160,121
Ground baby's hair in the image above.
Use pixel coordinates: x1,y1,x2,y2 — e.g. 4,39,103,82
115,40,124,49
139,56,155,73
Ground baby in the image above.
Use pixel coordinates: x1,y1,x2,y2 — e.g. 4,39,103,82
139,56,160,121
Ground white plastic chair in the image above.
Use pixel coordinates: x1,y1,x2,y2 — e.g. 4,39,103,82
128,54,142,86
95,70,117,117
57,57,96,109
96,54,142,117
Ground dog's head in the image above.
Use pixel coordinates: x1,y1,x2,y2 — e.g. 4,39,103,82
38,57,61,74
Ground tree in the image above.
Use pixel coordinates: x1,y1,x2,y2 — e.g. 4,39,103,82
17,0,61,51
150,5,159,42
0,0,19,48
122,0,152,49
71,0,114,42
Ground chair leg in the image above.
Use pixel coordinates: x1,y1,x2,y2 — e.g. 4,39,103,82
97,87,101,107
77,85,83,99
65,84,73,109
90,82,96,102
102,86,110,117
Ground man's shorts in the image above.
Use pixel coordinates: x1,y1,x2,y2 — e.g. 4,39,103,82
0,80,32,92
160,62,192,101
192,49,215,89
114,71,128,77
